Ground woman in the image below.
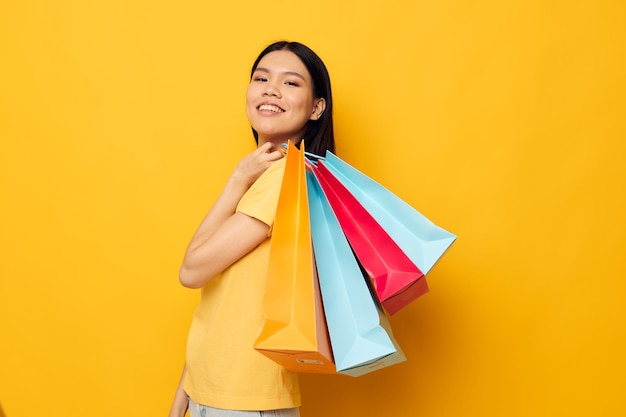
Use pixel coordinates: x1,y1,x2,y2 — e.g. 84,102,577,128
169,41,335,417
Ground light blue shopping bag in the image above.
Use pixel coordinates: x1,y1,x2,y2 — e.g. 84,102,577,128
307,170,406,377
322,152,456,275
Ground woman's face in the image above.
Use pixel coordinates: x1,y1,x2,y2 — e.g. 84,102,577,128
246,50,325,147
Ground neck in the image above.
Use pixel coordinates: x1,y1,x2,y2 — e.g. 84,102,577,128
258,136,302,149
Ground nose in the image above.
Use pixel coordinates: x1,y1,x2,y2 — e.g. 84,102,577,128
262,83,281,98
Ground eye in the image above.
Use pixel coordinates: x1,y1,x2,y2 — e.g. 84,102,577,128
253,76,268,82
285,81,300,87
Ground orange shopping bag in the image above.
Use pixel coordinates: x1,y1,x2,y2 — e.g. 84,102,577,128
254,141,335,374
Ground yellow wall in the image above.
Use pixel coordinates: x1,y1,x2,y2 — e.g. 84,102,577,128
1,1,624,416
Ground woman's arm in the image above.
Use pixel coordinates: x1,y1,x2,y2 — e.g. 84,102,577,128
179,142,283,288
168,365,188,417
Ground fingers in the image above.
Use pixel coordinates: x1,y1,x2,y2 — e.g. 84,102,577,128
255,142,284,162
256,142,274,153
266,149,285,162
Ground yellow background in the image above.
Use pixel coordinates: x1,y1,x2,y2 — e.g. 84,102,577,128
1,1,625,416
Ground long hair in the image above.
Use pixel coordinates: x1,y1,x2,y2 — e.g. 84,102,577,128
250,41,335,156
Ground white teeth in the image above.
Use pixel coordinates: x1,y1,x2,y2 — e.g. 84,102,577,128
259,104,283,113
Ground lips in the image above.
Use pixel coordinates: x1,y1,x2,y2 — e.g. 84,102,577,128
258,104,284,113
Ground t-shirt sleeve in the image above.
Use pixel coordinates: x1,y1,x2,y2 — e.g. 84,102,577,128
236,158,286,234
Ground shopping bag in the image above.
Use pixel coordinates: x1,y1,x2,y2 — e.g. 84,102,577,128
312,161,427,315
321,152,456,275
254,141,335,374
307,170,406,377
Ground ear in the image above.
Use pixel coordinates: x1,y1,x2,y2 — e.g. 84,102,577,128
309,98,326,121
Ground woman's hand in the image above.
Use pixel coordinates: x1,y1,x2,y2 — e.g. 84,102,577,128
168,366,189,417
230,142,284,187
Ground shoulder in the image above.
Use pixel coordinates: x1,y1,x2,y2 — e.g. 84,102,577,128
263,157,287,177
237,158,286,225
251,157,286,189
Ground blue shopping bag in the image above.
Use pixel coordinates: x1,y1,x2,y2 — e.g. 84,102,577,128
321,152,456,275
307,170,406,377
312,160,426,315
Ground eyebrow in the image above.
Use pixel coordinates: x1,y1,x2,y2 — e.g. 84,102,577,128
254,67,306,81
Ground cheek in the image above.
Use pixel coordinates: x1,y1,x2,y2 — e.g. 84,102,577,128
245,92,256,123
291,92,314,112
245,87,255,108
246,81,264,102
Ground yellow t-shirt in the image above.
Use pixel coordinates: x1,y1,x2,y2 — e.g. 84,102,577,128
183,158,300,411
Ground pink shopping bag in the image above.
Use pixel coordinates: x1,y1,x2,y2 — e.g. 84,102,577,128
310,160,427,315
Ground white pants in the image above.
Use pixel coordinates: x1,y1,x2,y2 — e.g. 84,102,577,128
188,397,300,417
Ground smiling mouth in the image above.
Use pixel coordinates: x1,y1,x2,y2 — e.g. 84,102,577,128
258,104,284,113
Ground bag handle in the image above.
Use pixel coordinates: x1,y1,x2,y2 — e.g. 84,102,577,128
279,142,325,161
